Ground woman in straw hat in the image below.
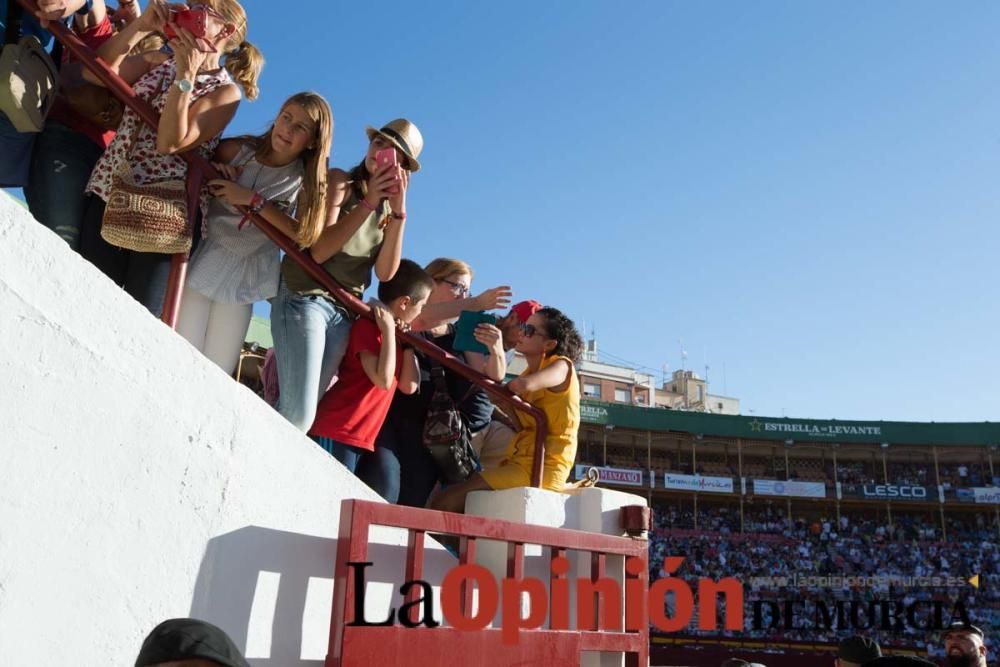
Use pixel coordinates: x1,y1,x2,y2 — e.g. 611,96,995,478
270,119,421,431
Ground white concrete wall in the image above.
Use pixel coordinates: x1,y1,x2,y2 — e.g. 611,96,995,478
466,486,648,667
0,195,453,666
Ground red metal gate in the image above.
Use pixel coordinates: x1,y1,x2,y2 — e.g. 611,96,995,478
328,499,650,666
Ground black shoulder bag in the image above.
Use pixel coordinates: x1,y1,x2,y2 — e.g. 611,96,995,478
422,359,479,483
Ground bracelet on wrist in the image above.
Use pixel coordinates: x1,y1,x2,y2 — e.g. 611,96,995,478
237,193,266,230
391,211,406,221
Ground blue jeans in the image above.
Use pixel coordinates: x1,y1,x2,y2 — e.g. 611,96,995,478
362,414,440,507
313,436,362,472
270,278,352,431
24,122,104,250
357,438,403,504
0,111,35,188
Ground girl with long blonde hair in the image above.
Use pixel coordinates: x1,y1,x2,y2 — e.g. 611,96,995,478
79,0,264,315
176,91,333,374
270,119,422,432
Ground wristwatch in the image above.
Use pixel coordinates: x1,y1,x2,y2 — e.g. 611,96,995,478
174,78,194,94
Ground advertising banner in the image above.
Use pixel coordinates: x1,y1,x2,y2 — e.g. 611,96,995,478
972,487,1000,504
752,479,827,499
662,473,734,494
575,465,644,487
843,484,935,502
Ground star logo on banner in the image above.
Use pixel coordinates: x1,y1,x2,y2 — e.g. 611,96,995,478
749,419,763,432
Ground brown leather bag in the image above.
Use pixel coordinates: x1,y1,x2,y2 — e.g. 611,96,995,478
59,61,124,131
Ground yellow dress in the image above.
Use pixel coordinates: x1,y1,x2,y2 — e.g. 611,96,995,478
480,354,580,491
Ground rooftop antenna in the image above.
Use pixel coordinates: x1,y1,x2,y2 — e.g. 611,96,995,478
679,338,687,372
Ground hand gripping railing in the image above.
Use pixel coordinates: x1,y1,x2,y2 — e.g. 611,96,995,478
22,1,552,487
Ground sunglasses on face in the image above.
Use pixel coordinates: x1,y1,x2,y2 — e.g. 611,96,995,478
439,278,469,297
520,323,545,338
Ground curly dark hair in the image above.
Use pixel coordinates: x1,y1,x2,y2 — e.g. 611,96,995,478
537,307,584,363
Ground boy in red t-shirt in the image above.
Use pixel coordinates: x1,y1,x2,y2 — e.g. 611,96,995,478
309,259,433,473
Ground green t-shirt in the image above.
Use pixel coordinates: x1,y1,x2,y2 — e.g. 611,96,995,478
280,189,387,303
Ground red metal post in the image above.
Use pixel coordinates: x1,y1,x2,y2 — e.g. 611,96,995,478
402,529,426,625
160,162,203,328
160,253,187,328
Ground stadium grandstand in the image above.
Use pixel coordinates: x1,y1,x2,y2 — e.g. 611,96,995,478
572,399,1000,666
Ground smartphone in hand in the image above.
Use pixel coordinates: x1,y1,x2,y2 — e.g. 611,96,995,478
375,147,400,194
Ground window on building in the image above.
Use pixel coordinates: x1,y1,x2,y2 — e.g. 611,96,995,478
583,383,601,398
614,388,630,402
636,393,647,404
717,402,724,410
697,386,704,402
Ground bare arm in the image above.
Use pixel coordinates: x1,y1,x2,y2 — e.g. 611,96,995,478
471,323,506,382
310,165,400,264
34,0,88,27
211,137,243,164
82,50,166,86
73,0,106,31
411,285,513,332
155,67,240,155
373,167,409,282
359,307,397,390
206,140,301,240
373,216,403,282
508,358,571,396
93,0,168,71
309,170,365,263
397,348,420,395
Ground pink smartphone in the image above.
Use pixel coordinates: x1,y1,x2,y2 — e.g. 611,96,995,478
375,147,399,194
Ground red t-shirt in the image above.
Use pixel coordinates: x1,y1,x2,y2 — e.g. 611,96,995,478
309,319,400,451
46,16,118,150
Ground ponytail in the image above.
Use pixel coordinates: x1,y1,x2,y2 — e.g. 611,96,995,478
224,41,263,101
207,0,262,100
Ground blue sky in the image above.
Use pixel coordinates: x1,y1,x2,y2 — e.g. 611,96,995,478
14,1,1000,422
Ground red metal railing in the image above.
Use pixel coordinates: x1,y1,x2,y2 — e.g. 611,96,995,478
329,499,649,666
22,0,552,486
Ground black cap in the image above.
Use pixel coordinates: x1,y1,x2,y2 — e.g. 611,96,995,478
135,618,249,667
861,658,937,667
839,636,882,663
943,622,985,639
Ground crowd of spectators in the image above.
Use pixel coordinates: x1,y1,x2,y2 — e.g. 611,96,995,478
3,0,588,516
648,502,1000,662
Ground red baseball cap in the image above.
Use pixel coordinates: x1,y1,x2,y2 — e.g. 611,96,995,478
510,300,543,323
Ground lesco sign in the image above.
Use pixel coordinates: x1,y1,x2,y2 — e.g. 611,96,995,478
861,484,929,500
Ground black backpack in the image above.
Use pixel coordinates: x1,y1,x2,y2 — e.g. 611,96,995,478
422,360,479,483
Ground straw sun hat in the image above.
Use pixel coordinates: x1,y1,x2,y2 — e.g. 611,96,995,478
366,118,424,172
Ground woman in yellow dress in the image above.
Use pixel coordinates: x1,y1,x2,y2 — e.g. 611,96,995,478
430,307,583,514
